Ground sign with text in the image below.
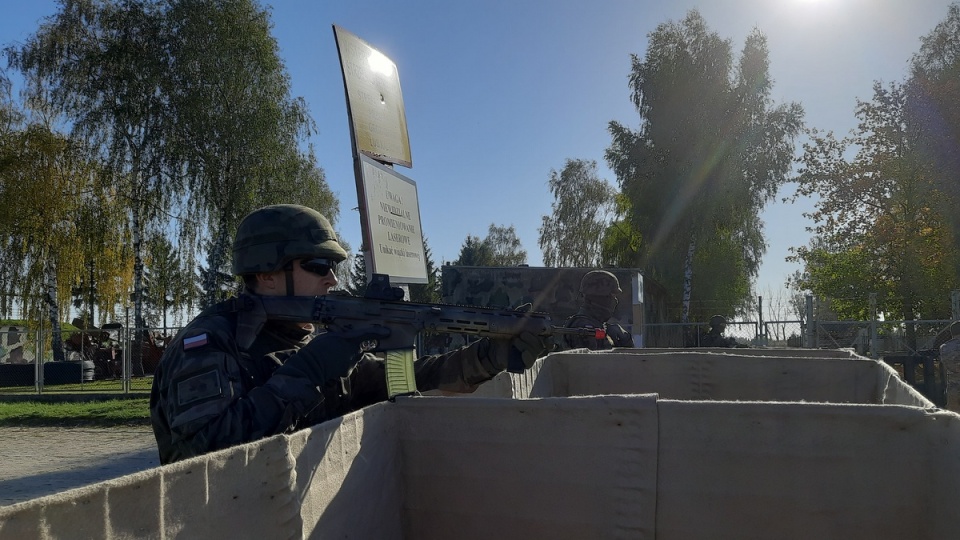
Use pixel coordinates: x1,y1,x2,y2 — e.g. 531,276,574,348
333,25,412,168
359,154,428,283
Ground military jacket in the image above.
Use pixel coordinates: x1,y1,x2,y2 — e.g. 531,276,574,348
150,300,500,464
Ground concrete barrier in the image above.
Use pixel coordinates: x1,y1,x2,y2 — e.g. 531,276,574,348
2,349,954,539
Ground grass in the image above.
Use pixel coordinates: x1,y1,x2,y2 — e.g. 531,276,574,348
0,380,153,394
0,398,151,427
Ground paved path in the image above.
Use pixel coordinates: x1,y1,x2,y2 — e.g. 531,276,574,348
0,426,158,507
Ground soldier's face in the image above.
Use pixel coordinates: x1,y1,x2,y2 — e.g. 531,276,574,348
291,258,339,296
254,259,339,296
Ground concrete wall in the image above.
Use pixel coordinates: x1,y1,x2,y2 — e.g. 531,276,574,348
1,349,954,539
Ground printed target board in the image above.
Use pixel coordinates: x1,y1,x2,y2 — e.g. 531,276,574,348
333,25,412,168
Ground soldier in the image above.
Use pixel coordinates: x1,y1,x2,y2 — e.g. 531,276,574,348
562,270,634,350
699,315,739,348
150,204,550,464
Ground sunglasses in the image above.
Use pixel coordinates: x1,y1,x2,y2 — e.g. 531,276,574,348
299,258,339,277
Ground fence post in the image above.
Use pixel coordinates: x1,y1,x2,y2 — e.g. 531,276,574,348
952,290,960,321
757,295,766,345
37,318,44,394
869,292,878,359
804,295,814,348
34,328,41,394
123,307,129,394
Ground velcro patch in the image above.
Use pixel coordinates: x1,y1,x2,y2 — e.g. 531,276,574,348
177,370,222,407
183,333,209,351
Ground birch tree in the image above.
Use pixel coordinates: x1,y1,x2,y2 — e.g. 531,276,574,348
606,10,802,322
538,159,616,267
8,0,177,344
166,0,338,306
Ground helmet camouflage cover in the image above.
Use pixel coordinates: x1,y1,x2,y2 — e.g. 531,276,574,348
579,270,622,296
231,204,348,275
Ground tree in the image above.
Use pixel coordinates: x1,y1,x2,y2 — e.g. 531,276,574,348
409,238,441,303
907,3,960,275
600,194,643,268
485,224,527,267
538,159,616,267
166,0,338,307
344,251,368,297
791,82,959,339
453,225,527,267
453,235,495,267
9,0,178,339
0,119,125,361
605,10,803,322
144,232,195,330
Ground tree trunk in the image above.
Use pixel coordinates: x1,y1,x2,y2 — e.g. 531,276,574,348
45,260,65,363
131,189,146,377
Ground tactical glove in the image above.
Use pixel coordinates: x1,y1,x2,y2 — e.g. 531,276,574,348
274,326,390,386
604,323,634,347
488,331,554,373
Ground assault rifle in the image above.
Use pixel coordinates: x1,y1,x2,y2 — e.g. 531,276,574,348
234,274,605,396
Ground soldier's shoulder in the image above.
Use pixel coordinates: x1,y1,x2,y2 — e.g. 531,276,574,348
175,308,236,344
159,311,237,369
566,314,600,328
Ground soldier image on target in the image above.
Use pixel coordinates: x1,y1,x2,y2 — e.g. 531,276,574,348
561,270,634,350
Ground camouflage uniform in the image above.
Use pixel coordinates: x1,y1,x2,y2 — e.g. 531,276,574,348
562,270,634,350
697,315,739,348
150,204,535,464
149,303,503,464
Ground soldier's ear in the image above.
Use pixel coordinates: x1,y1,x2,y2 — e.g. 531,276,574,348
255,271,280,293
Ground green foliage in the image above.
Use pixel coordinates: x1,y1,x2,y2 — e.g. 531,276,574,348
605,10,803,321
907,3,960,275
8,0,178,331
344,251,368,296
454,225,527,267
3,0,338,319
484,224,527,267
453,235,495,267
143,232,197,328
539,159,616,267
409,238,441,303
601,194,643,267
166,0,338,306
792,81,960,321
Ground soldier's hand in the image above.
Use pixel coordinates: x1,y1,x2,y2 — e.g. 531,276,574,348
489,331,554,373
326,323,391,351
603,323,633,347
275,327,390,386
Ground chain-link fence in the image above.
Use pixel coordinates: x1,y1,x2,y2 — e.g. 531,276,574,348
643,318,951,355
644,320,804,348
0,325,181,395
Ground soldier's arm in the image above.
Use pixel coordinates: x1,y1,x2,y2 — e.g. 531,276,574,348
151,329,324,463
346,337,512,407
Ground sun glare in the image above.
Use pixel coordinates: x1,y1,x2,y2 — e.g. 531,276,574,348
367,50,395,77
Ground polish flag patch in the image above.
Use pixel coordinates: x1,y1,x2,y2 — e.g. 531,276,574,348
183,333,209,351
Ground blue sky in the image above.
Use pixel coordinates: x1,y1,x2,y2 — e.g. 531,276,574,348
2,0,956,312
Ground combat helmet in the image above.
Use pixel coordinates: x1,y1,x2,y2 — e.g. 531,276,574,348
709,315,727,329
231,204,348,275
579,270,622,296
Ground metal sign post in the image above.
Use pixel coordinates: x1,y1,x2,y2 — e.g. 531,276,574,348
334,25,427,395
